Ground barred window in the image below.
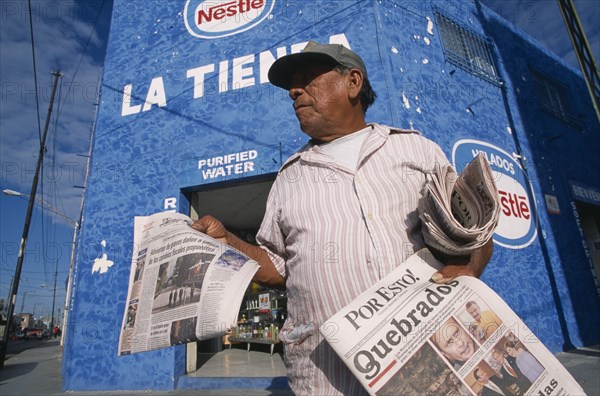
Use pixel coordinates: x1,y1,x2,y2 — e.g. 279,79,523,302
531,69,581,127
435,10,501,86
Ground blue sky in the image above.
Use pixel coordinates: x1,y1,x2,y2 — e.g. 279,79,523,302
0,0,598,319
0,0,114,320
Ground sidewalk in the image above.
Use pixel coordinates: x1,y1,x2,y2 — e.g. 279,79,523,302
1,339,598,395
554,346,600,395
1,339,63,396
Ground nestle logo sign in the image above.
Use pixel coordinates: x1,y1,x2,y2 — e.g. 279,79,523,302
184,0,275,39
452,139,537,249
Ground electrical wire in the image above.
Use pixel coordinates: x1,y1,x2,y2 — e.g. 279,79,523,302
27,0,42,143
37,70,64,287
56,0,107,122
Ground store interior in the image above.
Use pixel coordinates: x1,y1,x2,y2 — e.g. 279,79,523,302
185,177,289,381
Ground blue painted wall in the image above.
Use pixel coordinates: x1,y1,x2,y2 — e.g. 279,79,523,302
62,0,600,391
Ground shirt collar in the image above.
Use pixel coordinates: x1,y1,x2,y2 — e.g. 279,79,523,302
279,123,421,171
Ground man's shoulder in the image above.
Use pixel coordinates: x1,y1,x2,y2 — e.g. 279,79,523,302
371,123,442,149
371,123,437,143
371,123,421,136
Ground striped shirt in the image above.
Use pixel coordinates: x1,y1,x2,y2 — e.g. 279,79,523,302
256,123,450,395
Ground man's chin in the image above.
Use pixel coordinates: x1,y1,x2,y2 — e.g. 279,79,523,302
298,124,320,139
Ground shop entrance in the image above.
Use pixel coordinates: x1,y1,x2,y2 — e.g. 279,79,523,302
184,176,289,381
574,201,600,286
189,177,275,237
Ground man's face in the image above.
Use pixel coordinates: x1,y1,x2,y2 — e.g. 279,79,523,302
505,346,517,357
475,369,490,383
466,303,481,322
492,351,505,364
433,319,476,363
427,376,443,394
288,63,351,141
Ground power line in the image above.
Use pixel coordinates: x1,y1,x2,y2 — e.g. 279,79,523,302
27,0,42,143
0,70,62,368
56,0,107,122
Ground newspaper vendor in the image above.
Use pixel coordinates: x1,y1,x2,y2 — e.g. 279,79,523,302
192,42,494,395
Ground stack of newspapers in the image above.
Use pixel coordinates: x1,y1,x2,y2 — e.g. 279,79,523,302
419,152,500,256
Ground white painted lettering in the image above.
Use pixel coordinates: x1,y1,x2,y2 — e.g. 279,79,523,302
122,33,353,116
142,77,167,112
187,64,215,98
164,197,177,209
218,60,229,93
232,55,255,90
121,84,142,116
198,149,259,179
329,33,352,48
259,47,288,83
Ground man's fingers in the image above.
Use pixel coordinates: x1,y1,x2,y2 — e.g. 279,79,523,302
190,215,228,243
428,240,494,284
190,218,208,233
431,265,476,284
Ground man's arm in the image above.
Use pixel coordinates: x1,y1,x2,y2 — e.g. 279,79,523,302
191,215,285,289
429,239,494,283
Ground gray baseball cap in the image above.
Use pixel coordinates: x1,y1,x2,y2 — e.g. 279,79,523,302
268,41,368,90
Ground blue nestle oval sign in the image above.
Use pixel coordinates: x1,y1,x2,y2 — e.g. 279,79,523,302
452,139,537,249
184,0,276,39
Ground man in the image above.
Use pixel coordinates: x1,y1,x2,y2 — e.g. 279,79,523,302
192,42,493,395
466,300,502,341
491,349,531,394
473,367,506,396
504,341,544,384
431,317,478,369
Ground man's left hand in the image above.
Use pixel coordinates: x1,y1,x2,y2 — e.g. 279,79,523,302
431,239,494,283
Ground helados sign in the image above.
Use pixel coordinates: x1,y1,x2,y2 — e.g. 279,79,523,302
184,0,276,39
452,140,537,249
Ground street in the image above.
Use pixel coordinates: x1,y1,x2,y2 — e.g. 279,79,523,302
1,338,62,396
5,337,56,357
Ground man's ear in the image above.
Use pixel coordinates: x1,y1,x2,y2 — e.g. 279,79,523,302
347,69,363,99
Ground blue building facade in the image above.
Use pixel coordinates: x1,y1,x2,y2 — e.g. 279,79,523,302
62,0,600,391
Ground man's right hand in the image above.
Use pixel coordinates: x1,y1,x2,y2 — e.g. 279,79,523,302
190,215,286,290
191,215,228,244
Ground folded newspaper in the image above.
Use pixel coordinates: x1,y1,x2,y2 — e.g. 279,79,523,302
320,249,585,395
118,212,259,355
419,152,501,257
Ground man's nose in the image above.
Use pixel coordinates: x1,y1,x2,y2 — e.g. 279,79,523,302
289,87,302,100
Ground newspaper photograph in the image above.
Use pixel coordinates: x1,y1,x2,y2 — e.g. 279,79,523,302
118,212,259,355
320,249,585,395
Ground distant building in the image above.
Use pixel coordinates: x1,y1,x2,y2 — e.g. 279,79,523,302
18,313,33,330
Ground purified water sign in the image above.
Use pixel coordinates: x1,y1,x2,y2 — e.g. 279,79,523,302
452,140,537,249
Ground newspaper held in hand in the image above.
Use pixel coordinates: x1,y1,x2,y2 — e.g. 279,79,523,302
419,152,501,256
320,249,585,395
118,212,259,355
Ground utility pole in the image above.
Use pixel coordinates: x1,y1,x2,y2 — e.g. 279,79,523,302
558,0,600,123
19,291,30,316
0,70,63,368
50,267,58,331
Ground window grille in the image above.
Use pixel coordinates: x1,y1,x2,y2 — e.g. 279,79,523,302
531,69,582,127
435,10,501,86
